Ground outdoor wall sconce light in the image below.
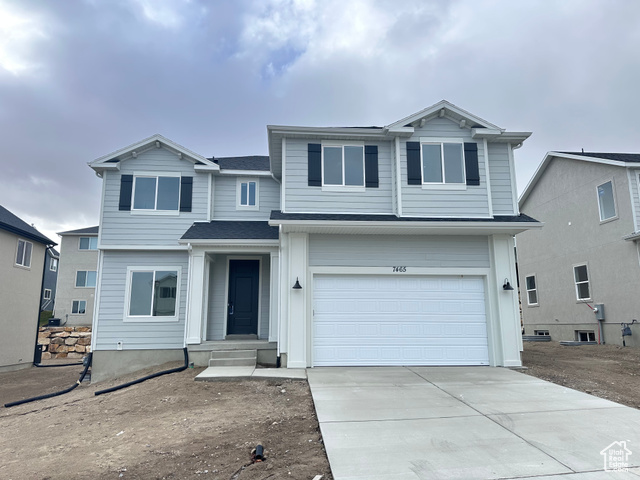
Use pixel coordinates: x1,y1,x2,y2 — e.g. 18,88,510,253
503,278,514,291
293,277,302,290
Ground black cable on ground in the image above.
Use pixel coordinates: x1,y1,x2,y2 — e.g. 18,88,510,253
94,347,189,397
4,353,93,408
34,363,84,368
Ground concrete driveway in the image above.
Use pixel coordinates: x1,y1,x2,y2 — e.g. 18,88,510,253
307,366,640,480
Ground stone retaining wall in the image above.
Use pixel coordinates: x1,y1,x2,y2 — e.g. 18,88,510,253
38,327,92,360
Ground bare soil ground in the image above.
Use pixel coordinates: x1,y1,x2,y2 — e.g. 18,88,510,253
0,362,333,480
522,341,640,409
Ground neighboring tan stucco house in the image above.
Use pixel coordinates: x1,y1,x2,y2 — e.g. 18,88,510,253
517,152,640,347
0,205,56,372
87,100,542,382
53,226,99,327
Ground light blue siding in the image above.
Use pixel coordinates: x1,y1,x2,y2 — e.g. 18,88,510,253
95,251,188,350
100,148,209,246
400,117,491,217
213,176,280,220
284,138,394,214
309,234,490,268
206,254,271,341
488,143,515,215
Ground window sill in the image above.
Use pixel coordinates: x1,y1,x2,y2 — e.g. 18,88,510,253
124,317,180,323
130,210,180,216
321,185,366,192
576,299,592,303
14,264,31,270
236,205,260,211
527,304,539,308
421,183,467,191
599,215,618,225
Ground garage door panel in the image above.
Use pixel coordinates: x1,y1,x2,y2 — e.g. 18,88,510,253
313,275,489,366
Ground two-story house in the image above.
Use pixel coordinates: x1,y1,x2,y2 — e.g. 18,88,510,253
0,205,56,371
53,226,99,326
517,152,640,347
42,247,59,313
88,101,541,382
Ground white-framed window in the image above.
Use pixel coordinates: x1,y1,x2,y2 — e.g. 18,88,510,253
72,300,86,315
534,330,550,336
525,275,538,306
573,264,591,301
236,178,259,210
15,239,33,268
43,289,52,300
124,266,181,321
79,237,98,250
322,143,365,189
596,180,617,222
576,331,595,342
76,270,97,288
50,257,58,271
132,173,180,212
421,141,465,185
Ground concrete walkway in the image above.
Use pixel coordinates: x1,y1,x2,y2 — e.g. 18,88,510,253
307,366,640,480
195,366,307,381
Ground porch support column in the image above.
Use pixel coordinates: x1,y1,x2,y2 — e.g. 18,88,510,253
488,234,522,367
269,251,279,342
287,233,309,368
186,250,206,345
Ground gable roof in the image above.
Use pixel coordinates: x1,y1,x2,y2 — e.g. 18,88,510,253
0,205,55,245
88,134,219,175
58,225,99,235
519,151,640,207
212,156,270,172
385,100,500,131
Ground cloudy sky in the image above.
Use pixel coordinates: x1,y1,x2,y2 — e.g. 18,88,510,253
1,0,639,243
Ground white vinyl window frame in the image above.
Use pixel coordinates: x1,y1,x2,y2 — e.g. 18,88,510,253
321,141,366,192
15,238,33,268
75,270,97,288
71,300,87,315
50,257,58,272
43,289,52,300
236,177,260,210
596,180,618,223
123,266,181,322
525,274,538,306
573,263,591,302
79,236,98,250
419,137,467,190
131,171,181,215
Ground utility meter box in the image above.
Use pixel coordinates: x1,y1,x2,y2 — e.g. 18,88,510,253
594,304,605,321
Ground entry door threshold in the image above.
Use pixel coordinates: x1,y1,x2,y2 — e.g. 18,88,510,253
225,334,258,340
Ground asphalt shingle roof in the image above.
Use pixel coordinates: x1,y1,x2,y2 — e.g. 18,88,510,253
0,205,55,245
270,211,539,223
58,226,99,235
181,221,279,240
559,152,640,163
210,156,270,171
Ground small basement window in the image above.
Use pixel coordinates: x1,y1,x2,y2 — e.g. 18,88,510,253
576,331,596,342
534,330,550,336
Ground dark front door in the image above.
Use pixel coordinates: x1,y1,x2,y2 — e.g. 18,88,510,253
227,260,260,335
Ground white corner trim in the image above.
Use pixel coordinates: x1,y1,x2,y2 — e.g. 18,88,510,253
483,139,494,217
395,137,403,217
507,144,519,215
281,137,287,213
628,169,639,233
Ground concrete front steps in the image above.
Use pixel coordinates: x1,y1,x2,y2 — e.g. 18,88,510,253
209,349,256,367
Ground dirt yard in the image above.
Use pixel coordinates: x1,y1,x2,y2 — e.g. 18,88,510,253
0,363,333,480
522,341,640,409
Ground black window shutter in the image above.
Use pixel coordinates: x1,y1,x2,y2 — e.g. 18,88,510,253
118,174,133,211
364,145,379,188
464,143,480,186
308,143,321,187
406,142,422,185
180,176,193,212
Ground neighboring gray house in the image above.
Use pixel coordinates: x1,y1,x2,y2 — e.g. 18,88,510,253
0,205,55,372
517,152,640,347
53,226,99,326
87,100,541,382
41,247,59,312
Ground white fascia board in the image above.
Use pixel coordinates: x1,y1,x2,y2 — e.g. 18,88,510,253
471,128,502,137
177,238,279,247
194,165,220,172
267,125,388,140
519,152,627,207
472,129,531,145
97,244,189,251
385,100,501,131
623,231,640,242
217,170,272,176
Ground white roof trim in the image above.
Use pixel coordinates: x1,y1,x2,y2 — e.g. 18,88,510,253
385,100,501,131
177,239,280,246
519,152,628,207
217,170,272,176
88,134,218,171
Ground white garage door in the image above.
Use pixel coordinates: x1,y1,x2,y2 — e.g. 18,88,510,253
313,275,489,366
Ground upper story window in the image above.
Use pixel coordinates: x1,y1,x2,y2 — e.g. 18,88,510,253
133,175,180,211
50,257,58,271
237,178,259,210
16,239,33,268
596,181,616,222
421,142,465,184
43,289,52,300
79,237,98,250
573,264,591,301
525,275,538,306
76,270,97,288
323,144,365,188
125,267,180,321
